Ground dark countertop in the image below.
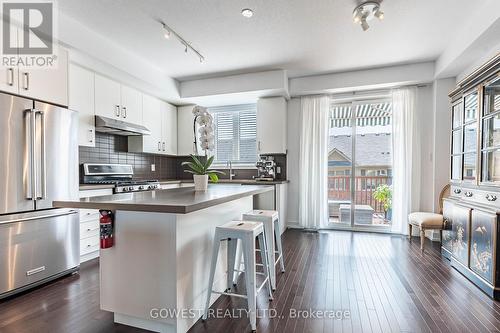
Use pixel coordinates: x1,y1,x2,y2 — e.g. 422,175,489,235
79,179,288,191
57,184,273,214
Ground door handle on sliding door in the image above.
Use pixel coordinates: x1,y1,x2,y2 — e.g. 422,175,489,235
36,110,47,199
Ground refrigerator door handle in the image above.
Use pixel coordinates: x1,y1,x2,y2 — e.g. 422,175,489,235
0,209,78,226
25,109,36,200
35,110,47,199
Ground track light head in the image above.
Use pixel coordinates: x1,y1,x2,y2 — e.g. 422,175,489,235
374,7,384,20
162,24,171,39
361,19,369,31
353,8,362,23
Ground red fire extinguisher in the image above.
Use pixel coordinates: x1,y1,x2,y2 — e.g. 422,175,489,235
99,210,114,249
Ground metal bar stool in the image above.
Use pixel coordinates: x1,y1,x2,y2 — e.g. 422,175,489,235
233,210,285,291
203,220,273,332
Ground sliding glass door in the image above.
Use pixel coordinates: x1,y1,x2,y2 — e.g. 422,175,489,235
327,99,393,231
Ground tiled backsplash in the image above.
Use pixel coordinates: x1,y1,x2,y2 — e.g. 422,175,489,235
79,133,287,181
79,133,178,180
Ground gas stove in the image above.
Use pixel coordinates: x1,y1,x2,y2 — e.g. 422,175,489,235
81,163,160,193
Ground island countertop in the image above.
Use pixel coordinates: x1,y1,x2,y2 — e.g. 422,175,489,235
54,184,273,214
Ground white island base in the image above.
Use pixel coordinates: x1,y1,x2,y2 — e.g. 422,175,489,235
100,196,253,333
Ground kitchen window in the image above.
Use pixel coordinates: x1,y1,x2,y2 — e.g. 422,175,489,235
208,104,258,166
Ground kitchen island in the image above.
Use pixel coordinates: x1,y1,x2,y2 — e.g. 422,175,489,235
54,184,273,333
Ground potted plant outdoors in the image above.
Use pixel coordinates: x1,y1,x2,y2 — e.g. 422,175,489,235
182,155,224,191
373,184,392,222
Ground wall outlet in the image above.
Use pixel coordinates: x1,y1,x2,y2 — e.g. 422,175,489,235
277,166,281,174
151,164,156,172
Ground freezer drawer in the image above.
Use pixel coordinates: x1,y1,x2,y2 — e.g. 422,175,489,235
0,209,80,297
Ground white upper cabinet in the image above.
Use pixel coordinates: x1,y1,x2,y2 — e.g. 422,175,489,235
94,74,143,125
69,64,95,147
256,97,287,154
0,65,19,95
0,40,68,105
139,94,162,153
120,85,142,124
177,105,195,156
95,74,121,119
162,101,177,155
129,95,177,155
19,49,69,106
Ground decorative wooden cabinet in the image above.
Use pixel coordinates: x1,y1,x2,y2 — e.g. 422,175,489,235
444,54,500,300
470,209,495,284
450,204,471,266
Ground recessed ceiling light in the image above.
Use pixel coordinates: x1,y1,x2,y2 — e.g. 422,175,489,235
241,8,254,18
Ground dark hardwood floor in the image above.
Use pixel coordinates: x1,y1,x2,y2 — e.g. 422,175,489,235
1,229,499,333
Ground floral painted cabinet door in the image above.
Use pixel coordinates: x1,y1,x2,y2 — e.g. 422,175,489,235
470,210,496,284
451,205,471,266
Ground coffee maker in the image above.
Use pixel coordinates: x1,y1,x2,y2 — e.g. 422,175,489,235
255,155,276,181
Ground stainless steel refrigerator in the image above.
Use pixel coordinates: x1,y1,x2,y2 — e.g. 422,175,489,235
0,92,79,299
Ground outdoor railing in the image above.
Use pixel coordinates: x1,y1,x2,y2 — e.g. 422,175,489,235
328,175,392,213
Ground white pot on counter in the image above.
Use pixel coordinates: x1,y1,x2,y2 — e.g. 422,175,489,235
193,174,209,191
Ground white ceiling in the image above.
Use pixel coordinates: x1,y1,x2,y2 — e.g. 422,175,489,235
58,0,480,81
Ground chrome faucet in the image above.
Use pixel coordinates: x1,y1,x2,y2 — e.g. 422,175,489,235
227,161,236,181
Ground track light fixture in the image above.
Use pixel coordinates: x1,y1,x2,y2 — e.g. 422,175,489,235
160,22,206,63
352,1,384,31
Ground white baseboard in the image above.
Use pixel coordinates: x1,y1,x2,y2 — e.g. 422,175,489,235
286,220,302,229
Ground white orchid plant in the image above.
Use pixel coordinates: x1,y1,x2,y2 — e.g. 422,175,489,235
192,105,215,154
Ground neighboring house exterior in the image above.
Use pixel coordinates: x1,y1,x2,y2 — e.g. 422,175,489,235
328,133,392,180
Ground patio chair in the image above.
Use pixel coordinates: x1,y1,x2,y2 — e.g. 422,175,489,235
407,184,450,252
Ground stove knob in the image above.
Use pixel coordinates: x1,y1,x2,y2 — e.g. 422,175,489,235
129,186,134,191
139,186,144,190
122,188,128,192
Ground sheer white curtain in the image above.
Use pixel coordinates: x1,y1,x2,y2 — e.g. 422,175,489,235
299,96,330,230
391,87,421,235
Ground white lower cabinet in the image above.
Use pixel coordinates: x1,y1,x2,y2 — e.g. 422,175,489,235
78,188,113,263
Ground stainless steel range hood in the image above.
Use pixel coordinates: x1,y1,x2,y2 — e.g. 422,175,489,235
95,115,151,136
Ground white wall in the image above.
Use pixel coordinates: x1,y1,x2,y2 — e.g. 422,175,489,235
432,78,456,211
59,13,181,104
417,85,434,212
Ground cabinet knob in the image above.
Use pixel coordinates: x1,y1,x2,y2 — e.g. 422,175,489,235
486,194,497,202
